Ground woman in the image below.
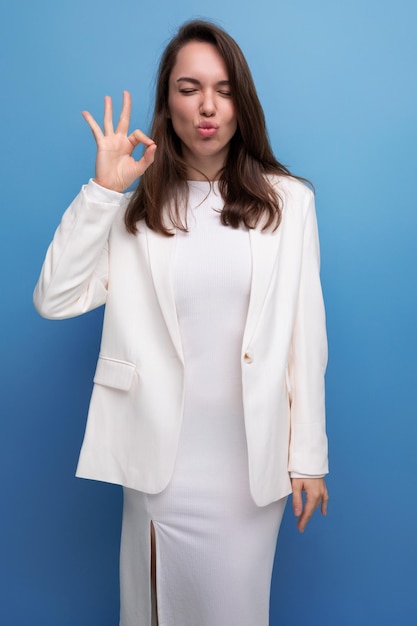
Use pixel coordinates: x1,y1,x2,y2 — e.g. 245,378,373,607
34,19,329,626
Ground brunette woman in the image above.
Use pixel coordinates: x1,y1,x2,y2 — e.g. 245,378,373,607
34,19,329,626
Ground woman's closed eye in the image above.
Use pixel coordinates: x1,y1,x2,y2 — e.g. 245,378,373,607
178,88,231,97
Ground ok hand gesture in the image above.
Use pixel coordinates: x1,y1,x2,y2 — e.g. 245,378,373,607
82,91,157,193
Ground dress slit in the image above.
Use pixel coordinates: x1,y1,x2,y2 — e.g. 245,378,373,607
150,521,159,626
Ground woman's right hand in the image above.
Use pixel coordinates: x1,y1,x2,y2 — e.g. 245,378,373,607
82,90,157,193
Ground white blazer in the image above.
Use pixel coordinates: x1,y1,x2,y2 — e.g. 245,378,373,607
34,175,328,507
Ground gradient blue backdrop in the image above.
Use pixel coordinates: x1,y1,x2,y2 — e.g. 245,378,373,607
1,1,416,624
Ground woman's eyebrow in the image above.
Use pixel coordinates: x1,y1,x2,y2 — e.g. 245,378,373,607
176,77,231,86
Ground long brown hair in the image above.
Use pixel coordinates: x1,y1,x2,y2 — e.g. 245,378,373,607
125,20,295,236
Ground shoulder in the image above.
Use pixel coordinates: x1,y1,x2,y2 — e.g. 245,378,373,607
264,174,315,231
268,174,314,207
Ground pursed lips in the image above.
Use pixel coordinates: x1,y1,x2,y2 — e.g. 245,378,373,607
196,121,219,137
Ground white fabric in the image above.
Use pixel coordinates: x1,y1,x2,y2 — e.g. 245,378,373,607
34,176,328,504
120,182,287,626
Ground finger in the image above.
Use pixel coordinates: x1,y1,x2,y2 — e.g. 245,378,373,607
116,90,131,135
321,489,329,516
298,487,323,532
128,128,156,150
103,95,114,135
292,483,303,518
297,497,316,533
81,110,104,143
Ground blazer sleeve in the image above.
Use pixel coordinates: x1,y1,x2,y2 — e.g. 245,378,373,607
287,190,329,476
33,180,127,320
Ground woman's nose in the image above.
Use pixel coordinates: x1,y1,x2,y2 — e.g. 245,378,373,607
200,91,215,116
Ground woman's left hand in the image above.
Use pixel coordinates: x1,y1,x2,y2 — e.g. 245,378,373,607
291,477,328,533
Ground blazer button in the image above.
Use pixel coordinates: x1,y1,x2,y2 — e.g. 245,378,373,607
244,352,253,364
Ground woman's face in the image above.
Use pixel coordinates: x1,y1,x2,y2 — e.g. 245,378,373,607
168,40,237,180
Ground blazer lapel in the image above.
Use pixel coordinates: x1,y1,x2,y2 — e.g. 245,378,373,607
146,224,281,363
242,227,282,348
146,228,184,364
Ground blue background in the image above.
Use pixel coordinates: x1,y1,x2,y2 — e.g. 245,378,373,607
1,0,416,624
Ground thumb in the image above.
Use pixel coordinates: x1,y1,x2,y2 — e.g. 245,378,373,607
143,142,157,166
135,143,157,178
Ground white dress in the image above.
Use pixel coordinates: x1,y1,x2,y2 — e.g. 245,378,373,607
120,181,287,626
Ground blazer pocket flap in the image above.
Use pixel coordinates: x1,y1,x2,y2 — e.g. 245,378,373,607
93,357,136,391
